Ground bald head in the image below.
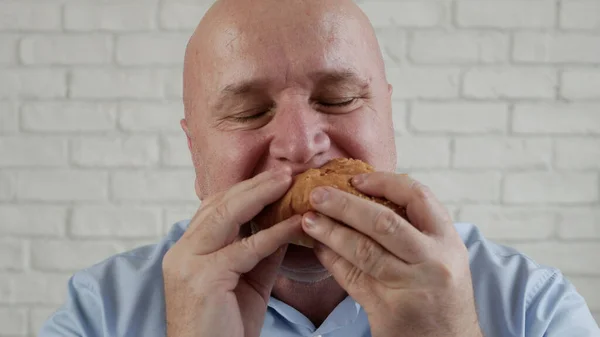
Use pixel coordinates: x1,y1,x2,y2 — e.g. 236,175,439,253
182,0,386,121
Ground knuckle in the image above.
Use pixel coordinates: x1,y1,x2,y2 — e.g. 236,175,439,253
337,194,351,214
238,237,261,262
343,263,363,287
371,256,395,283
373,209,401,235
354,236,380,273
411,180,433,201
212,202,230,222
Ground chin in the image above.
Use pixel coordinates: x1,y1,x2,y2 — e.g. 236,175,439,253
278,245,333,283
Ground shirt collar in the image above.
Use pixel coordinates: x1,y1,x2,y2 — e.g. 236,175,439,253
268,295,362,334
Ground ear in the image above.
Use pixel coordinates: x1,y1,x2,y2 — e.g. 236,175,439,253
181,118,192,152
182,119,203,201
387,83,393,97
195,177,202,201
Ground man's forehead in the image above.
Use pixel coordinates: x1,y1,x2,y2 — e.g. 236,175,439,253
184,0,384,114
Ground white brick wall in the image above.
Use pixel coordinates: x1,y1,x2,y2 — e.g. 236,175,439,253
0,0,598,334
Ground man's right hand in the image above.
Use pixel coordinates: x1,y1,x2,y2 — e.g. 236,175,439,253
162,168,300,337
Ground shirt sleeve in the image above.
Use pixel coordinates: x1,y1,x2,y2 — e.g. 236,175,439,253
526,271,600,337
38,272,104,337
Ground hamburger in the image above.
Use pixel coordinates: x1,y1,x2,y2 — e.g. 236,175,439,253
253,158,406,248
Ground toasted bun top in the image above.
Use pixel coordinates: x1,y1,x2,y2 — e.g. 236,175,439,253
253,158,404,248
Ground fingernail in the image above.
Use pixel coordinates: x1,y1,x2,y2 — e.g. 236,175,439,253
311,188,329,204
352,174,365,186
304,212,318,229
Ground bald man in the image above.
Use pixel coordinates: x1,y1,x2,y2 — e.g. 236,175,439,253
39,1,599,337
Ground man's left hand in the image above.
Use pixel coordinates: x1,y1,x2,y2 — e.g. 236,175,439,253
301,172,483,337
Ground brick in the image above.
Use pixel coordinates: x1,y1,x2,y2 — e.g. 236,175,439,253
395,137,451,169
20,35,112,65
0,101,19,133
31,307,58,336
117,34,189,65
72,136,159,167
411,102,508,134
391,101,408,135
111,170,197,201
71,206,162,238
556,139,600,169
0,136,68,167
0,69,66,98
160,2,212,30
504,172,598,204
164,205,197,234
513,33,600,64
0,2,60,31
0,239,24,271
0,171,16,201
0,34,18,64
510,242,600,275
21,102,117,132
458,205,556,240
64,3,157,32
410,31,508,64
569,277,600,311
562,69,600,100
70,69,163,99
513,103,600,135
0,205,66,237
17,170,108,202
0,307,27,335
560,1,600,30
119,101,183,132
162,134,193,167
456,0,555,28
463,68,557,99
31,240,128,272
454,137,552,169
0,272,70,304
557,208,600,239
377,28,407,68
387,67,460,99
163,68,183,98
359,1,446,28
410,171,501,203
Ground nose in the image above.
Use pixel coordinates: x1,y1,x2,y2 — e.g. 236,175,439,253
268,103,330,165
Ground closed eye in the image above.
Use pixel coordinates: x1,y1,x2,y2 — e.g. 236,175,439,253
318,98,357,108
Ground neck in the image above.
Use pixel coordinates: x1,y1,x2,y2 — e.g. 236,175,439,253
271,275,347,328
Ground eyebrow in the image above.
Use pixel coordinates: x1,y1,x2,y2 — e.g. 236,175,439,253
212,69,370,113
310,69,370,91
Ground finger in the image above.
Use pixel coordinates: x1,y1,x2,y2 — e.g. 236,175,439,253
309,187,430,263
184,169,293,255
351,172,452,236
186,168,288,234
303,212,410,284
311,241,379,308
241,245,288,302
222,215,303,275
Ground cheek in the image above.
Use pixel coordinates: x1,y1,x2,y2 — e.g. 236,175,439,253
195,132,269,197
329,111,396,172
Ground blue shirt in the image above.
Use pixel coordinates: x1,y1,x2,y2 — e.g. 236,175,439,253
39,220,600,337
